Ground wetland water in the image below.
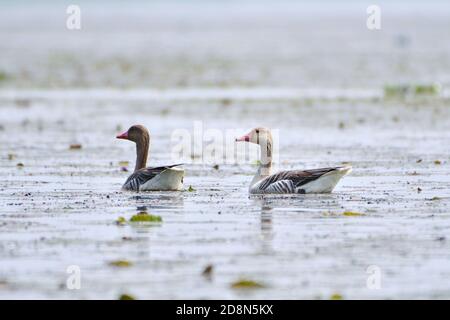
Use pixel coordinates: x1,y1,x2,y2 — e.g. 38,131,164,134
1,0,450,299
1,94,450,299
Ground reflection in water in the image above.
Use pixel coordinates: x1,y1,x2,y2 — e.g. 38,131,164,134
260,205,273,241
252,197,274,253
127,193,185,261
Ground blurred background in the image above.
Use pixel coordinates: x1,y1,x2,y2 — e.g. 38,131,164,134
0,0,449,91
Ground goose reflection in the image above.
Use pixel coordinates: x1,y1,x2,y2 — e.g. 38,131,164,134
251,196,274,250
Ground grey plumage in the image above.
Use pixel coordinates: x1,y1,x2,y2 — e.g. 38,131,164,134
255,167,342,194
122,163,183,191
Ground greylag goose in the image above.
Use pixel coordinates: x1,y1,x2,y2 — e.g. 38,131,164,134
116,125,184,191
235,127,352,194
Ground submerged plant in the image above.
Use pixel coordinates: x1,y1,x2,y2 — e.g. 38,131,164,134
119,293,136,300
231,279,265,289
330,293,343,300
109,260,133,267
69,144,82,150
129,212,162,223
115,216,127,226
0,71,8,82
384,83,441,98
343,211,364,217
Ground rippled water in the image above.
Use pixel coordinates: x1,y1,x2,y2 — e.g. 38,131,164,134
1,93,450,299
1,0,450,300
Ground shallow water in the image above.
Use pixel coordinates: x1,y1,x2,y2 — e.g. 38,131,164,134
1,0,450,300
1,93,450,299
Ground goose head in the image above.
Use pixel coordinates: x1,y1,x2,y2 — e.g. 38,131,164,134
116,125,150,144
235,127,272,146
236,127,273,175
116,125,150,171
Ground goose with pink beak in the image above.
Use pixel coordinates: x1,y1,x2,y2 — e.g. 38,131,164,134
116,125,184,191
236,127,352,194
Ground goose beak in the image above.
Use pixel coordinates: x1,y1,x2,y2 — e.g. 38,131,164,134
235,134,250,142
116,131,129,139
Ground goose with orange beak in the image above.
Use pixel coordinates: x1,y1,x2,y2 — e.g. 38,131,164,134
236,127,351,194
116,125,184,191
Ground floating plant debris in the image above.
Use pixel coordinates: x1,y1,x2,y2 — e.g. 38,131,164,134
188,185,196,192
16,163,24,168
118,161,129,167
109,260,133,267
8,153,16,160
119,294,135,300
129,212,162,223
343,211,364,217
330,293,343,300
231,279,265,289
434,160,441,165
115,216,127,226
202,264,213,277
384,83,441,98
69,144,82,150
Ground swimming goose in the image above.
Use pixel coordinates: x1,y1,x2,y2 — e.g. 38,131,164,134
235,127,351,194
116,125,184,191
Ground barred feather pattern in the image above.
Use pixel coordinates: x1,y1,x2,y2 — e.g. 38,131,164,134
255,167,340,194
122,164,183,191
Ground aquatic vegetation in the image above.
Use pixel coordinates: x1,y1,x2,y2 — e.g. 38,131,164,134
118,161,129,167
129,212,162,223
343,211,364,217
414,84,441,95
7,153,16,160
330,293,343,300
69,144,82,150
231,279,265,289
109,260,133,267
434,160,441,165
16,163,24,168
119,293,135,300
115,216,127,226
0,71,8,82
384,83,441,98
202,264,213,277
188,185,196,192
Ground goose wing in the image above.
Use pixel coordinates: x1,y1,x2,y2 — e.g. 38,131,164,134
257,167,340,193
122,164,183,191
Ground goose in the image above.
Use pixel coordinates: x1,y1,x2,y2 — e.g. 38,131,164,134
235,127,352,194
116,125,184,191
